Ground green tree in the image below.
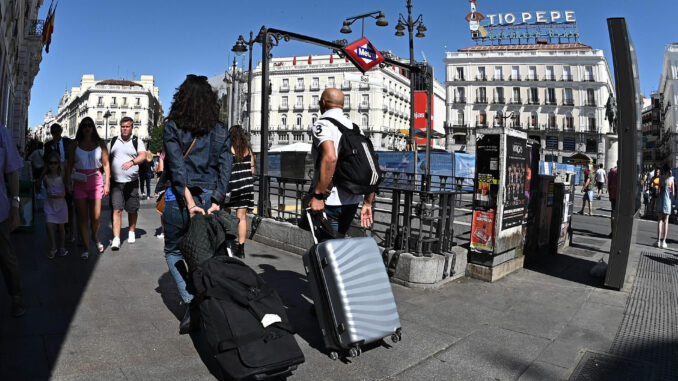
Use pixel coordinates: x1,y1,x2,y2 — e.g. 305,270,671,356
149,124,164,153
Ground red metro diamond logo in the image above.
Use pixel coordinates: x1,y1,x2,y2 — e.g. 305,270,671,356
342,37,385,74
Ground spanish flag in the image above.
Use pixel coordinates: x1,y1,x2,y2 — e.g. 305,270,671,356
42,1,57,53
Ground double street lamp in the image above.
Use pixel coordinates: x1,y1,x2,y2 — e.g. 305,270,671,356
495,112,517,128
232,31,256,136
103,109,112,141
340,11,388,37
395,0,426,181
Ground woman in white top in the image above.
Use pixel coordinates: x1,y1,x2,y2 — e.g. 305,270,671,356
65,117,111,259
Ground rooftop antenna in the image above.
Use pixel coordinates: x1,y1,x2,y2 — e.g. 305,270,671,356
421,50,428,63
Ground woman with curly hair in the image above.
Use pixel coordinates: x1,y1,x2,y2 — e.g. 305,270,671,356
223,125,254,258
162,74,232,334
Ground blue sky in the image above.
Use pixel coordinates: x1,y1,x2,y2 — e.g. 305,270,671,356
28,0,678,128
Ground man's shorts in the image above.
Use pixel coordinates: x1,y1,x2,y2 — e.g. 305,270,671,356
584,190,595,201
596,181,604,191
610,198,617,217
111,180,140,213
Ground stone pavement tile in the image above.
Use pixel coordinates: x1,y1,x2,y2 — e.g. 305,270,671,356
291,317,457,381
586,288,630,308
0,306,71,338
568,301,625,337
65,299,162,338
0,335,50,380
399,297,505,336
51,368,128,381
48,331,193,378
388,327,550,381
517,360,569,381
536,326,613,370
119,358,214,381
496,288,589,340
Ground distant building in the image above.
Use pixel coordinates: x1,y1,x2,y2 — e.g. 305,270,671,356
32,109,55,142
1,0,48,149
656,43,678,169
641,94,661,172
229,54,445,152
51,74,163,141
444,42,616,165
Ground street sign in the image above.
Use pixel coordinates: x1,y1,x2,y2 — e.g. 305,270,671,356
344,72,384,87
342,37,385,74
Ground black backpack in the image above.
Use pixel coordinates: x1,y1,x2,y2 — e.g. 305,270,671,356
321,117,383,195
190,256,305,380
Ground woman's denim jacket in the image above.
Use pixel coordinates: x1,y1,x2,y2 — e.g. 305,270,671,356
163,120,232,204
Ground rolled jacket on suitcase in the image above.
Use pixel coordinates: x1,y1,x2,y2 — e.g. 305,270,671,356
302,209,402,360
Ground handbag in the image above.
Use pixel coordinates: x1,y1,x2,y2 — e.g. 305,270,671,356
156,137,197,215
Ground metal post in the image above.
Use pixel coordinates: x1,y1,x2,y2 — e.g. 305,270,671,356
407,0,418,185
246,30,254,137
230,57,237,127
425,64,433,192
258,27,270,217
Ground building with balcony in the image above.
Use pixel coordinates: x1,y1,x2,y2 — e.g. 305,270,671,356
656,43,678,170
239,54,445,152
50,74,163,141
1,0,48,149
444,42,615,164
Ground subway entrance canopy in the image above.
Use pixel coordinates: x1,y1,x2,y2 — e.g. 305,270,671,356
342,37,385,73
568,152,593,165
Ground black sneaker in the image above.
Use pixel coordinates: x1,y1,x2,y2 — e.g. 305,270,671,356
179,306,192,335
11,295,26,317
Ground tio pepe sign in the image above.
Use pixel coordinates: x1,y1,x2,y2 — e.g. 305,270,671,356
485,10,575,26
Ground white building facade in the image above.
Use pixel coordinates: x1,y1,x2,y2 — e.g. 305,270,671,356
1,0,47,149
244,54,445,152
51,74,163,141
444,43,615,164
657,43,678,170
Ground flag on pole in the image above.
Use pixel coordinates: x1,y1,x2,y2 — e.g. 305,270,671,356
42,1,57,53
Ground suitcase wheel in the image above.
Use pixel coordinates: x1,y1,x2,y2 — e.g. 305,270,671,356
329,351,339,361
349,347,360,358
391,329,402,343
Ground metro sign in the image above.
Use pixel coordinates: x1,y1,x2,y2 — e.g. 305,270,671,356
342,37,385,74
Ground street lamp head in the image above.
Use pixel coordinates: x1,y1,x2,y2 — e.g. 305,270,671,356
340,20,352,34
416,22,427,38
376,11,388,27
395,20,405,37
232,35,247,56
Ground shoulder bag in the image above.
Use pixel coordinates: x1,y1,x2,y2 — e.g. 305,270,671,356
156,137,197,214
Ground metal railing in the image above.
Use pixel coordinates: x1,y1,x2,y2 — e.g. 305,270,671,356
251,170,475,257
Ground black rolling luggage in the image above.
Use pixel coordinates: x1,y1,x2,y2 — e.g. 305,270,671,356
302,211,402,361
190,256,305,380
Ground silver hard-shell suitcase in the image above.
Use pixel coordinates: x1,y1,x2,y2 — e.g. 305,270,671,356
302,210,402,360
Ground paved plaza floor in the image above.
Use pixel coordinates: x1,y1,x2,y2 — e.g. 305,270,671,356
0,193,675,380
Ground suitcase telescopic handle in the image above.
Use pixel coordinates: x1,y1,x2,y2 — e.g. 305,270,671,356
305,207,338,245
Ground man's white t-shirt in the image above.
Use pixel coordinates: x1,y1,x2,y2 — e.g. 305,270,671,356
595,168,606,183
311,108,364,206
108,135,146,183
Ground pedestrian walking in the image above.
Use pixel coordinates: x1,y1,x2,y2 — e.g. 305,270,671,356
649,168,661,217
162,74,232,334
308,88,375,234
44,123,75,242
595,164,607,200
108,116,146,250
223,125,254,258
65,117,110,259
138,154,153,199
656,166,674,249
0,124,26,317
608,164,618,237
579,169,595,216
28,142,44,181
41,151,69,259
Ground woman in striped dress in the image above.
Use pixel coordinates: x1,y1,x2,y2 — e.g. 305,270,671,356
225,125,255,258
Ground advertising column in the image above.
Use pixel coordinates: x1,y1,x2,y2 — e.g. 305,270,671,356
471,134,500,252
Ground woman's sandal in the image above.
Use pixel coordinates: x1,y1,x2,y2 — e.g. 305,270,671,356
80,251,89,260
59,248,69,257
47,249,57,260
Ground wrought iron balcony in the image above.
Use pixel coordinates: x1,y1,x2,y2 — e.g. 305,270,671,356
545,99,558,106
310,84,320,91
561,75,573,82
493,97,505,104
476,97,488,104
562,99,575,106
475,75,487,81
453,97,466,104
509,98,522,104
341,82,352,90
509,75,521,81
527,99,540,105
280,85,290,92
293,104,304,111
278,105,289,111
294,85,305,92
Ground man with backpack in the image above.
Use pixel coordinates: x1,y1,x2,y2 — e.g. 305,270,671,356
108,116,146,250
308,88,380,235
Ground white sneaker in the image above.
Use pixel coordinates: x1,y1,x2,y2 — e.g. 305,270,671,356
141,192,146,197
657,240,662,248
662,241,668,249
156,233,165,240
128,231,136,244
112,236,121,251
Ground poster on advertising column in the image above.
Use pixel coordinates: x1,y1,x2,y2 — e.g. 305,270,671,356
502,136,527,230
471,209,495,252
473,134,500,210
